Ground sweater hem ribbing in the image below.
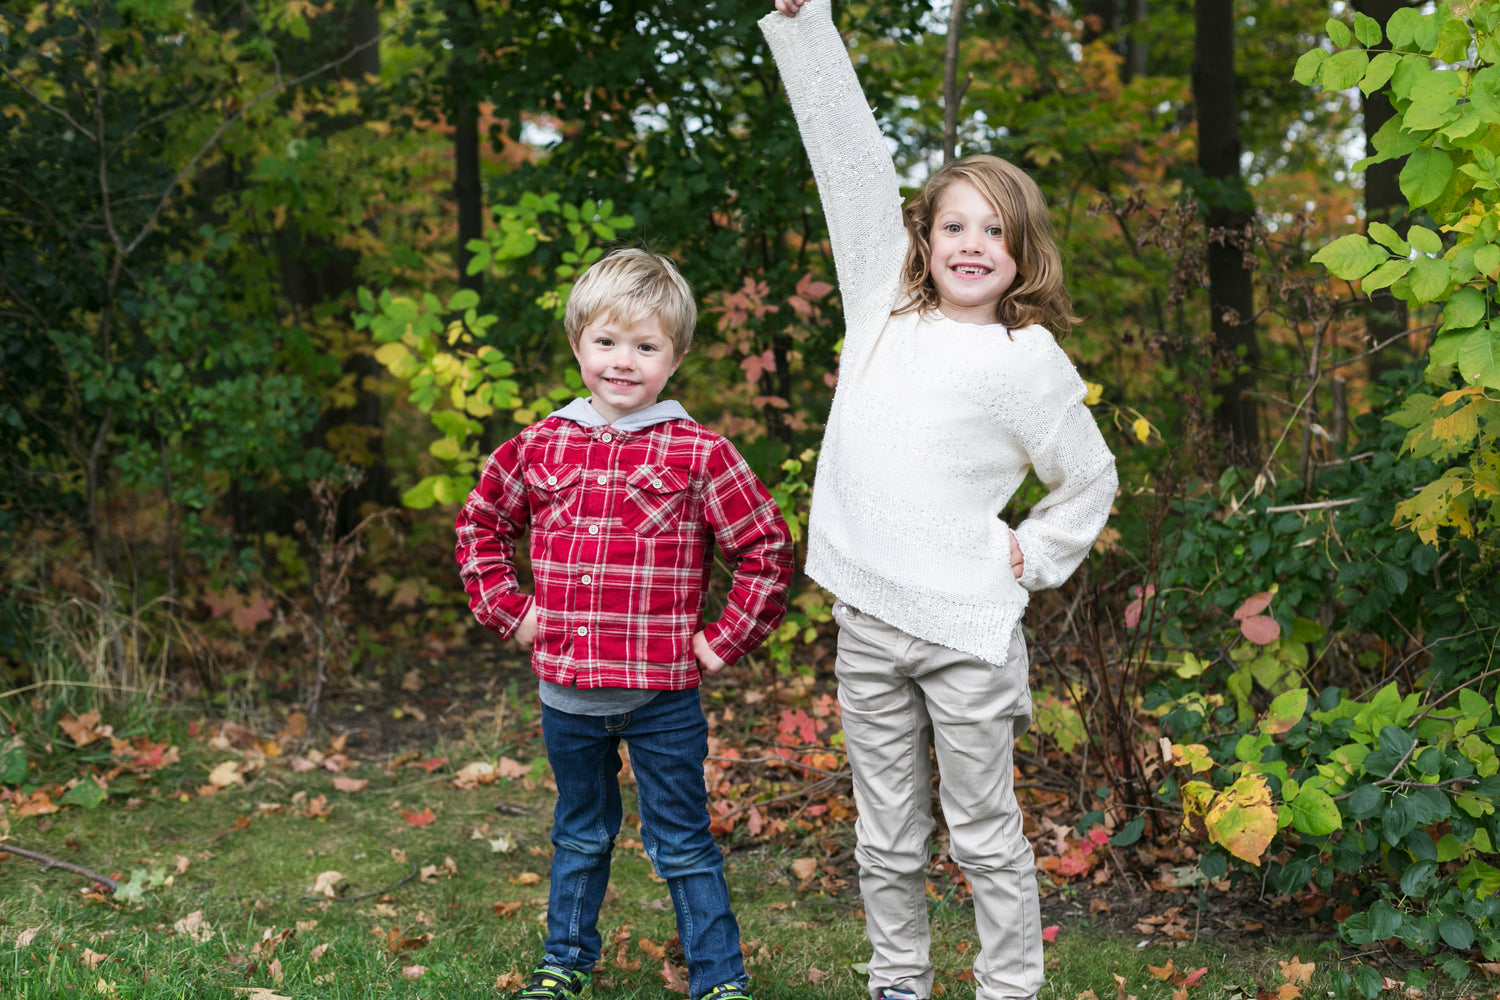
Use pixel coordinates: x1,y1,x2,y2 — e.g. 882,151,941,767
806,534,1026,666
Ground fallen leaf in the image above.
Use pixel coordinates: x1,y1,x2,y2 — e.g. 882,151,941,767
1280,957,1314,986
1274,985,1302,1000
332,777,369,793
310,943,330,962
207,761,243,787
312,871,344,899
497,757,530,779
228,990,293,1000
1042,925,1060,944
808,967,831,983
81,948,110,968
661,957,689,994
511,872,542,885
790,858,818,881
402,807,436,827
1177,967,1208,989
495,972,525,992
15,927,41,947
174,910,214,944
402,965,427,980
59,710,110,747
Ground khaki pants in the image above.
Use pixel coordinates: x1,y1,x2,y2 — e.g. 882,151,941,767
833,601,1041,1000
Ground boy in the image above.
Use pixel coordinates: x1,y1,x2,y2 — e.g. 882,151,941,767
455,248,794,1000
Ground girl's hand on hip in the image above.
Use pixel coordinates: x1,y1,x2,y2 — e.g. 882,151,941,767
774,0,806,16
515,603,538,650
1009,530,1025,580
693,631,727,673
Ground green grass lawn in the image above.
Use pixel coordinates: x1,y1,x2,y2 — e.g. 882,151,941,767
0,725,1351,1000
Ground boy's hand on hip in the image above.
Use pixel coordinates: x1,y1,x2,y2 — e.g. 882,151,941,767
515,603,538,650
692,631,727,673
773,0,806,16
1009,529,1025,580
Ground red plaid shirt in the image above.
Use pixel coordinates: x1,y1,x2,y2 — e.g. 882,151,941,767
455,412,793,690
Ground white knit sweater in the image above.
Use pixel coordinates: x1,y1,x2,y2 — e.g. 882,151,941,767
761,0,1118,666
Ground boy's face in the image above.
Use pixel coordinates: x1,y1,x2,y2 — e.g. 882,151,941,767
929,178,1018,325
572,312,681,424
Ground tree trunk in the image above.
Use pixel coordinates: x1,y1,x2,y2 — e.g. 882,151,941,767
1192,0,1260,463
1356,0,1412,382
451,0,484,292
942,0,968,165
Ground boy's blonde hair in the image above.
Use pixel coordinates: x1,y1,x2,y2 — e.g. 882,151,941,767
565,248,697,358
896,154,1080,337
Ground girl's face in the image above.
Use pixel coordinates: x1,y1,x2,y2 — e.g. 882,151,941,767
928,179,1018,325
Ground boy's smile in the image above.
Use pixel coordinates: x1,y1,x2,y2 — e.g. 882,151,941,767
929,178,1018,325
572,313,681,424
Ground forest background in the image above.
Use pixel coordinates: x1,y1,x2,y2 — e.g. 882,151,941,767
3,0,1500,996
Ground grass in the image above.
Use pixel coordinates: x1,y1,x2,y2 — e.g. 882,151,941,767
0,725,1361,1000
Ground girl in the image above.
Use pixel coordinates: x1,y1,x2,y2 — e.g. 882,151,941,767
759,3,1118,1000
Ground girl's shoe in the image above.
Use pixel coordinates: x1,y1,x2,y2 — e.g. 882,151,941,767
702,984,755,1000
517,964,592,1000
878,989,924,1000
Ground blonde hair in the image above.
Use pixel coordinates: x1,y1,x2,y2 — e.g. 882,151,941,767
896,154,1079,337
565,248,697,358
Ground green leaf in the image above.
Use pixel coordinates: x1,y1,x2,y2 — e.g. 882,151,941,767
429,436,461,461
1367,222,1410,255
1313,234,1389,279
402,477,438,510
1400,858,1437,896
374,341,420,380
1261,689,1309,735
1457,323,1500,388
1110,815,1146,847
1326,18,1352,48
1475,244,1500,278
1407,256,1452,302
1348,783,1384,820
1434,18,1472,63
1400,147,1454,207
1294,48,1330,86
1387,7,1420,47
1457,857,1500,898
1407,225,1442,255
1353,11,1383,46
1322,49,1370,92
0,738,28,784
1360,51,1401,95
446,289,480,313
1441,287,1488,333
1439,915,1475,950
1360,259,1411,294
59,777,106,810
1288,786,1342,836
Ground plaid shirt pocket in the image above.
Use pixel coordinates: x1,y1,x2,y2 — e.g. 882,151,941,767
525,463,582,531
622,464,692,536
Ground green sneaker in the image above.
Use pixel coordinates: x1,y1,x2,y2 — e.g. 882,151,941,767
701,984,754,1000
516,963,592,1000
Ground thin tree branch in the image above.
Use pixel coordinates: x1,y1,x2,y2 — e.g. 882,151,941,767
0,843,119,892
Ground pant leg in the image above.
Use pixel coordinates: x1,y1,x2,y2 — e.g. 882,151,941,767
540,702,625,973
915,629,1041,1000
833,602,937,1000
622,689,747,1000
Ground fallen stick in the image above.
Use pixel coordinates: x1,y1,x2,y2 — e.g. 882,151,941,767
0,842,119,892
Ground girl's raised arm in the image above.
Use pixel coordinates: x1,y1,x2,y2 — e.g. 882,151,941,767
759,0,908,343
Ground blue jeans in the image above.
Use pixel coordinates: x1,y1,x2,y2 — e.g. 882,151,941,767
540,688,747,999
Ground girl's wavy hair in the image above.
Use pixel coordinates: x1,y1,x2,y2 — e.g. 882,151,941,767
895,154,1080,337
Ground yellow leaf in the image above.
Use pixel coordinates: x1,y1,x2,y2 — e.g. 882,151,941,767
1132,417,1151,443
1084,381,1104,406
1206,773,1277,866
1279,956,1315,986
207,761,243,787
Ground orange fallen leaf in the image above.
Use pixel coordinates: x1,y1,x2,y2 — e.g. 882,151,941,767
1149,961,1177,982
790,858,818,881
511,871,542,885
402,807,436,827
1280,957,1314,986
493,901,523,917
495,972,525,992
1177,968,1208,989
60,710,111,747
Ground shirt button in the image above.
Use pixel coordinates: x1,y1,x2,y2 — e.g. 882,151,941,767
580,574,592,585
601,433,613,443
547,475,558,485
651,479,663,489
588,524,600,535
596,474,607,485
576,626,588,636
